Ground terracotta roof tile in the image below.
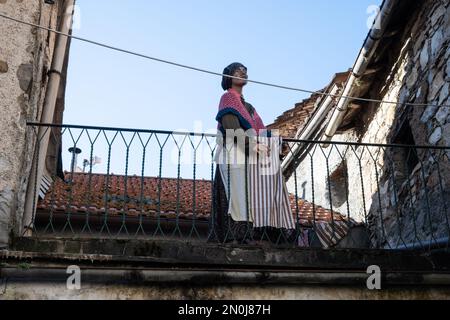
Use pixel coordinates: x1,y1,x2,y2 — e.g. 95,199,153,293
267,70,351,141
37,172,349,225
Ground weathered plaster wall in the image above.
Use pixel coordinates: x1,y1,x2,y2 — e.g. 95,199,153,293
0,0,62,247
3,237,450,300
285,129,365,223
2,282,450,300
367,0,450,248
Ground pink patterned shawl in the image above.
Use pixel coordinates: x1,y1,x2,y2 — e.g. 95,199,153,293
216,88,267,135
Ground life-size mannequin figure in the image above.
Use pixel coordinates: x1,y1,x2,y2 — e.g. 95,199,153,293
209,62,295,245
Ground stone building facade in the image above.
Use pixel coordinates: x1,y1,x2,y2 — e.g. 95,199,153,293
269,0,450,249
0,0,69,248
365,0,450,248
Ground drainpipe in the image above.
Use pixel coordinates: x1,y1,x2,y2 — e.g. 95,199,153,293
321,0,397,148
282,84,340,173
22,0,76,235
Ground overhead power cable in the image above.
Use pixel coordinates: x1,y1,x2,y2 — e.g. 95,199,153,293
1,12,448,108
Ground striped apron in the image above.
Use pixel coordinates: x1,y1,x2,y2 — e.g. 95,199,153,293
215,134,295,229
248,136,295,229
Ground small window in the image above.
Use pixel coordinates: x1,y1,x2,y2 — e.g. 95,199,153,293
392,120,419,184
326,160,348,207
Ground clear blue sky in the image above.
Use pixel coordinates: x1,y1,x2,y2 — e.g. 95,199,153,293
63,0,382,178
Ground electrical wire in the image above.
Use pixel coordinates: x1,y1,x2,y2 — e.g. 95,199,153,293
0,12,448,108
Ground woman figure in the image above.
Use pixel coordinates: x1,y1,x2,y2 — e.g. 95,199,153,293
208,62,296,244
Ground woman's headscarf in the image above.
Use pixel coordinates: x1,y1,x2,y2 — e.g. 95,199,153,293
221,62,247,91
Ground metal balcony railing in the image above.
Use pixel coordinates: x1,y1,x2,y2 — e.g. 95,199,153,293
23,123,450,251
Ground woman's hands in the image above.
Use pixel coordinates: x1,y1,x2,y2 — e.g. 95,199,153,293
253,142,271,157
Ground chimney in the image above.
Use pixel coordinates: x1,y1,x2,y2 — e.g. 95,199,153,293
68,147,82,173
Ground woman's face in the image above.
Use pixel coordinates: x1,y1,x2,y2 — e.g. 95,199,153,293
232,67,248,87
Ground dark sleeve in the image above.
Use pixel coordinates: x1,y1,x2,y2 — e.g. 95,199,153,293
220,113,250,155
221,114,242,130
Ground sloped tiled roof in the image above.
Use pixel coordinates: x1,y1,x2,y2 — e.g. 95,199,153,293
37,172,348,227
267,70,351,139
267,92,324,139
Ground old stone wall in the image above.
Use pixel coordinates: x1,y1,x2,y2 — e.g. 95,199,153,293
367,0,450,248
0,0,64,247
286,0,450,248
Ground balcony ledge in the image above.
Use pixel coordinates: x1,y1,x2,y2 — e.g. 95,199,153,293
1,237,449,279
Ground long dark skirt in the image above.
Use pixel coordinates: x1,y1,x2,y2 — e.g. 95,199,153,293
207,165,254,244
207,165,297,245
